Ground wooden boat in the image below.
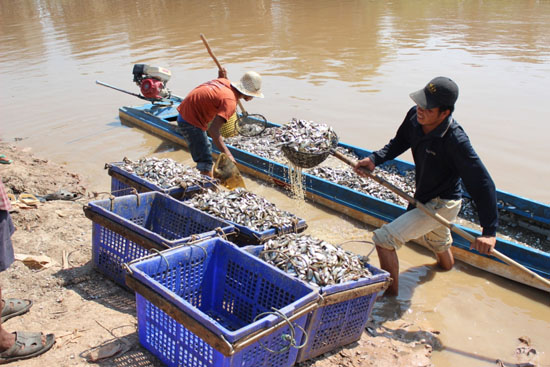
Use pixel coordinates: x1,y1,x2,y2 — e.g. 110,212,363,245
118,97,550,292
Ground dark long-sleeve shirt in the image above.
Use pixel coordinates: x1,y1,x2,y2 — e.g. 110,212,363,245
368,106,498,236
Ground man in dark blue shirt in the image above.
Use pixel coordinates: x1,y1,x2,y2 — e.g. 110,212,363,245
355,76,498,296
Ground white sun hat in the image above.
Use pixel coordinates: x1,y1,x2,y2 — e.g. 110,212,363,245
231,71,264,98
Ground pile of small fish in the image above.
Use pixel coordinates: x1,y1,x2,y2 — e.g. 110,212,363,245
185,188,301,231
276,118,337,154
226,120,337,162
118,157,211,189
456,198,547,250
226,127,286,162
308,165,415,207
237,118,266,137
260,233,372,286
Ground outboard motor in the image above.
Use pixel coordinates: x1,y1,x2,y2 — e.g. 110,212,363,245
132,64,172,100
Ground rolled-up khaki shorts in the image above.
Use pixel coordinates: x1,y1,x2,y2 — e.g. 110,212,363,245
372,197,462,254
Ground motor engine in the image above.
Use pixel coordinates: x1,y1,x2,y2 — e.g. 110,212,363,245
132,64,172,100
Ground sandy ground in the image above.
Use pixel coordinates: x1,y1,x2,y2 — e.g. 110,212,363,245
0,142,435,367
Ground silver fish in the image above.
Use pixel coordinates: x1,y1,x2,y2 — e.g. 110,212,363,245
186,188,301,231
120,157,211,189
260,233,373,286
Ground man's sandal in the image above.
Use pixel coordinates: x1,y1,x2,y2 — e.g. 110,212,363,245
18,194,41,207
1,299,33,323
0,331,55,364
0,155,12,165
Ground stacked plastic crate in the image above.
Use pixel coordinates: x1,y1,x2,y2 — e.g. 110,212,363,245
126,237,320,367
83,192,235,287
106,161,216,198
243,243,391,363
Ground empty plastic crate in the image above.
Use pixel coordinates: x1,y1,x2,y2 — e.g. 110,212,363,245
110,175,136,197
243,245,390,362
126,237,319,367
107,162,216,198
83,192,235,287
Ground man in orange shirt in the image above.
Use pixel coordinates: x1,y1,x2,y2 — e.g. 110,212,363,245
176,69,264,177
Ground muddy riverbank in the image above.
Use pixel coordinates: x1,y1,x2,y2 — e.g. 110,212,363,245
0,141,441,367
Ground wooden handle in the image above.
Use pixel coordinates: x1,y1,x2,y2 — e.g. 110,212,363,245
199,33,247,114
200,33,223,71
331,149,550,290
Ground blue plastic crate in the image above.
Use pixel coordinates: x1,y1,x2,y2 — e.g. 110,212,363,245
181,199,308,246
127,238,319,367
110,176,135,197
84,192,235,287
295,263,389,362
243,245,390,363
230,217,308,245
107,162,216,198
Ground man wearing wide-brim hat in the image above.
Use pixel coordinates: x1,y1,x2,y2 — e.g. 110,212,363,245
177,70,264,177
354,76,498,296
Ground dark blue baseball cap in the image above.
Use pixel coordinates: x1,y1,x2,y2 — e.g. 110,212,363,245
409,76,459,109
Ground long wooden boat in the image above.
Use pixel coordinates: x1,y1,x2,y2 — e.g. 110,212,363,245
118,97,550,292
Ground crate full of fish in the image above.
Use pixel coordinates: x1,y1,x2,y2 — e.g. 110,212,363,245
244,233,391,363
83,191,235,287
125,237,319,367
107,157,217,198
184,188,307,245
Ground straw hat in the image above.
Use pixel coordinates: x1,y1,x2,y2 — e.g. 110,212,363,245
231,71,264,98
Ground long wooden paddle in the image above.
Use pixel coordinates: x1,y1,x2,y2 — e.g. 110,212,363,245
199,33,247,114
199,34,268,137
330,149,550,292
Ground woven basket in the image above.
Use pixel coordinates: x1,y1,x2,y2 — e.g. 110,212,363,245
281,133,339,169
220,113,238,138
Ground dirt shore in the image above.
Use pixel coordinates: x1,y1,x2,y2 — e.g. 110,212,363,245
0,142,434,367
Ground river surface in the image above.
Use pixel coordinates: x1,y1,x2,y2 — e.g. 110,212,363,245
1,1,549,366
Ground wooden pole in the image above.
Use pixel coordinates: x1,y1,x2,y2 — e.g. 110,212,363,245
199,33,246,114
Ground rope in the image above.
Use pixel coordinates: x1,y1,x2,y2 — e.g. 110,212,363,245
130,187,140,207
215,227,228,240
252,307,308,354
92,191,116,211
150,248,171,276
291,218,299,233
337,239,376,262
184,239,209,267
93,188,142,211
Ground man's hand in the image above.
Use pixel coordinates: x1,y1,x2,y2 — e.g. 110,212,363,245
354,157,375,177
218,67,228,79
225,151,236,164
209,115,235,163
470,235,496,255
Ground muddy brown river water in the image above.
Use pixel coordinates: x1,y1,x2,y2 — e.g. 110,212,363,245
1,1,549,366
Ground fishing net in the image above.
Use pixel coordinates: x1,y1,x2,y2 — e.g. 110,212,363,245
235,113,268,137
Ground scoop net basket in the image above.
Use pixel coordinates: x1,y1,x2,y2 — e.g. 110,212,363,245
236,113,268,137
281,132,339,169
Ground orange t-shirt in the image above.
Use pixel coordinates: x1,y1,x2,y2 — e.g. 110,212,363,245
177,78,237,131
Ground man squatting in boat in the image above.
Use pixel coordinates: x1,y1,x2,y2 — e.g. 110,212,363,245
354,76,498,296
176,69,264,177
